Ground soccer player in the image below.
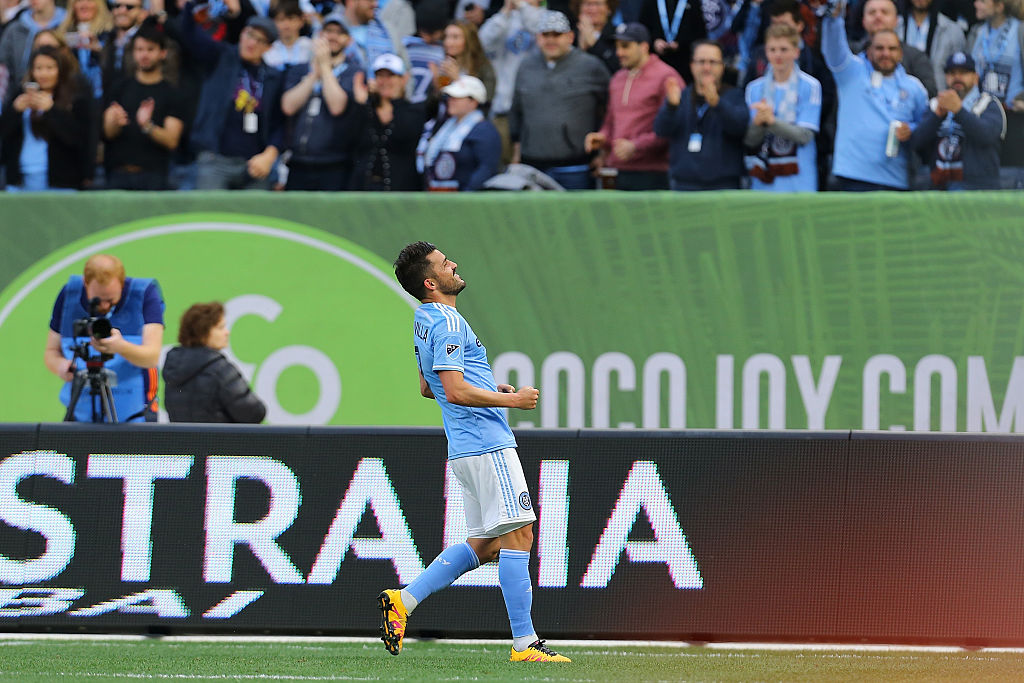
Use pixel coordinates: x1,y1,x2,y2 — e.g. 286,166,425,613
384,241,570,664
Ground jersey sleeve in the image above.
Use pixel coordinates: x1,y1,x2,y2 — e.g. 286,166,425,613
432,328,465,372
797,77,822,132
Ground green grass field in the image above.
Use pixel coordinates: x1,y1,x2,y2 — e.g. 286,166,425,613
2,637,1024,682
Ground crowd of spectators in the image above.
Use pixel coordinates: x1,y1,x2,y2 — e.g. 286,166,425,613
0,0,1020,192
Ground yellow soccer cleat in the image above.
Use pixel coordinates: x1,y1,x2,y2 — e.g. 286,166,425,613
509,640,571,663
377,589,408,656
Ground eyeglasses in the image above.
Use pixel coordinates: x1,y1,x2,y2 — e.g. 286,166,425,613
110,3,141,9
692,59,723,65
242,27,270,44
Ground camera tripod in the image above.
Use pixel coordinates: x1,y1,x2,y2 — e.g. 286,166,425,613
63,342,118,423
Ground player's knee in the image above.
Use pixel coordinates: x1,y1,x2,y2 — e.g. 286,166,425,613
504,523,533,551
469,537,501,564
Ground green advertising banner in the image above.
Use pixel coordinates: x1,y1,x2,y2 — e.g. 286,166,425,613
1,191,1022,432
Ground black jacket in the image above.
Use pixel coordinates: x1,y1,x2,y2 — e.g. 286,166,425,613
163,346,266,423
0,83,95,189
350,99,426,191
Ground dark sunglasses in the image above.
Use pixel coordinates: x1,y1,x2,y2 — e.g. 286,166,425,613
110,2,142,9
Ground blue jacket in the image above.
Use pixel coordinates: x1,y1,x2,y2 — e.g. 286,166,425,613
654,85,749,185
427,119,501,192
181,2,284,155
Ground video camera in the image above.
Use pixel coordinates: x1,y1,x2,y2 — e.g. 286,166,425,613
72,297,113,339
64,296,118,423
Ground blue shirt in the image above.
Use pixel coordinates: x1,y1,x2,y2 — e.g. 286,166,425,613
971,17,1024,107
19,110,48,176
822,16,929,189
49,277,165,332
745,71,822,192
413,302,517,459
402,36,444,104
345,18,393,71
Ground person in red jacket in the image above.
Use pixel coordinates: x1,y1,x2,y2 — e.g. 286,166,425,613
584,22,684,189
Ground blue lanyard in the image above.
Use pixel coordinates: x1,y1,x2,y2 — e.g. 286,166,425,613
980,21,1012,69
241,69,263,107
657,0,689,43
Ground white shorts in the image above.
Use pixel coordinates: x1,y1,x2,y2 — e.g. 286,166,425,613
449,448,537,538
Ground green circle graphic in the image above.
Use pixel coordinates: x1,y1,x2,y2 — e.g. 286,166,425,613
0,214,438,426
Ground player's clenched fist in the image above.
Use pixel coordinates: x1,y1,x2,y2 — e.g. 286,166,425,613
515,386,539,410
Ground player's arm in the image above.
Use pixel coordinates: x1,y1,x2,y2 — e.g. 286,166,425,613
419,370,435,399
45,328,74,381
437,370,538,409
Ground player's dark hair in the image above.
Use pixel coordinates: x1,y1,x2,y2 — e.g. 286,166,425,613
394,241,437,301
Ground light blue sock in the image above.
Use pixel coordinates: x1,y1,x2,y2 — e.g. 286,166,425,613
404,542,479,610
499,549,536,645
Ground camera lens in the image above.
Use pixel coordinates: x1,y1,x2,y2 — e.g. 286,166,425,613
89,318,113,339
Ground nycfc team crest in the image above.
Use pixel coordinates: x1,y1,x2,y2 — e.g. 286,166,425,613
519,491,532,510
435,153,456,180
771,135,796,156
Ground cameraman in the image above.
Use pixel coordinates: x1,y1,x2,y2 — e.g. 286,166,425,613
44,254,165,422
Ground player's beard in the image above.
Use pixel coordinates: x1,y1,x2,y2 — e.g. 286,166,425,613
439,279,466,296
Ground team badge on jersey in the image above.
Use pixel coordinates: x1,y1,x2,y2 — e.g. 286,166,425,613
446,344,460,356
519,492,532,510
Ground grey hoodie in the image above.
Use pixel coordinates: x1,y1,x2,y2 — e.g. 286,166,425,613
0,5,66,103
899,11,966,91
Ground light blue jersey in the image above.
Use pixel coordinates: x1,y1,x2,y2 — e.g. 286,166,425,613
822,16,929,189
745,71,822,192
414,302,516,459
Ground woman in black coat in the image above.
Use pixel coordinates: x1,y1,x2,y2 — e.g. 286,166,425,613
162,302,267,423
0,46,94,191
349,57,426,191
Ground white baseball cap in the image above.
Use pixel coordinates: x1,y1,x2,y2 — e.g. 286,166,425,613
442,75,488,103
372,53,406,75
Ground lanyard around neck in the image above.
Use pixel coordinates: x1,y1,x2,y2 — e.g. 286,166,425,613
657,0,688,43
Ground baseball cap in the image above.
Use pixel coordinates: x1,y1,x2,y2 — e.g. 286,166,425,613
537,10,571,34
442,75,488,103
944,51,976,72
321,12,349,32
614,22,650,43
245,15,278,43
372,53,406,75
